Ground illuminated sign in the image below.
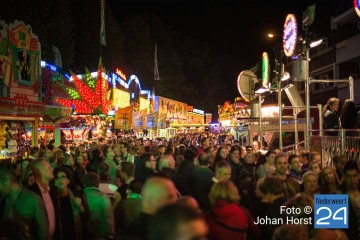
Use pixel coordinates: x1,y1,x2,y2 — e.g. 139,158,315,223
187,112,204,124
139,97,150,112
115,68,127,80
262,52,270,87
283,14,297,57
112,89,130,108
355,0,360,17
193,109,205,115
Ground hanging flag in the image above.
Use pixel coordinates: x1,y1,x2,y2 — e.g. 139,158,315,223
154,43,160,81
100,0,106,46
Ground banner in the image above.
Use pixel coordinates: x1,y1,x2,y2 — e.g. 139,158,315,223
205,113,212,124
132,109,147,129
157,113,167,129
114,106,132,129
146,112,158,129
155,96,187,119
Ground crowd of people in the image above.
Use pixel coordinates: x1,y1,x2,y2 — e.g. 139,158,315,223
323,97,360,136
0,133,358,240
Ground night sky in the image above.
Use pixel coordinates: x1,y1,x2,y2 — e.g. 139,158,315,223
107,0,348,102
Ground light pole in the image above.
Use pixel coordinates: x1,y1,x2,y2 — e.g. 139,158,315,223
268,32,284,151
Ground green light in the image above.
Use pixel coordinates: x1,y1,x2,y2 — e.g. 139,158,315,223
65,87,80,99
85,68,96,89
262,52,270,87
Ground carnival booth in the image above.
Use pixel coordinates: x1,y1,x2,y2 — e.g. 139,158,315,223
169,106,208,134
0,20,44,159
112,70,152,138
151,96,187,139
41,59,115,145
218,98,307,149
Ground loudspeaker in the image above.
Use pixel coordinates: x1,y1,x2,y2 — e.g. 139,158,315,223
284,85,306,115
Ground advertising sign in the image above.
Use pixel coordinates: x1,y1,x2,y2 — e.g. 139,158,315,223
114,106,132,129
187,112,204,124
155,96,187,119
205,113,212,124
157,113,167,129
132,109,147,129
146,112,158,129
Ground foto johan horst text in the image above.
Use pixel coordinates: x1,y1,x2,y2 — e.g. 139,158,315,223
254,216,313,225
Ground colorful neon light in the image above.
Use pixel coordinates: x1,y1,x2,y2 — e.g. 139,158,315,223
115,68,127,80
355,0,360,17
283,14,298,57
55,63,111,114
262,52,270,88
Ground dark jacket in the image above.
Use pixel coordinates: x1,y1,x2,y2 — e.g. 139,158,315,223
177,158,195,181
261,196,288,240
187,167,214,211
0,186,48,240
126,212,153,240
160,167,190,196
135,167,155,183
229,159,241,186
344,197,360,240
27,182,63,240
323,109,339,136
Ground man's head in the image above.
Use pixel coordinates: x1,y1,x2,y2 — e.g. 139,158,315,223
120,162,135,181
97,162,111,181
31,159,54,184
288,154,301,172
244,152,255,164
333,154,346,172
149,204,208,240
83,172,100,188
275,155,289,176
119,142,129,155
309,151,321,163
272,149,281,156
260,176,285,202
30,146,40,157
91,148,102,160
252,141,260,151
215,160,231,181
103,147,115,160
79,144,86,153
344,160,360,191
141,177,178,215
197,153,210,167
140,152,157,170
326,97,339,112
158,154,176,170
158,145,166,156
201,137,210,148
